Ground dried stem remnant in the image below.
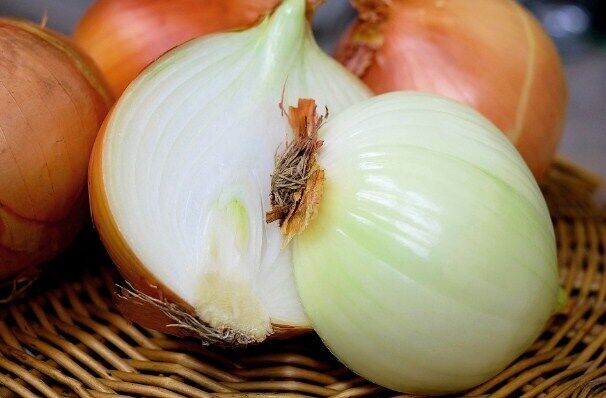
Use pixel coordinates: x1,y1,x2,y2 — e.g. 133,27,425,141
336,0,390,77
267,98,327,245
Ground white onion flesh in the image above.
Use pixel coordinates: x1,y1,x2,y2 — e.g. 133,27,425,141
293,92,559,394
99,0,370,340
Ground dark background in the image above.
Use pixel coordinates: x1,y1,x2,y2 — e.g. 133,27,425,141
1,0,605,177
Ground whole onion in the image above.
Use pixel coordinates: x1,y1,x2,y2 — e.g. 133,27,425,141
0,19,111,292
74,0,279,97
335,0,568,179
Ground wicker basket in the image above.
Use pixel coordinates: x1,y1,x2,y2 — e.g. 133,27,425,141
0,158,604,398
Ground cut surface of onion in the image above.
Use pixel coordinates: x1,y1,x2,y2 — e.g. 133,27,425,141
90,0,370,344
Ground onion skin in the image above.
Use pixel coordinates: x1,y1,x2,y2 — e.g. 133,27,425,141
0,19,111,284
89,115,310,340
335,0,567,180
74,0,279,97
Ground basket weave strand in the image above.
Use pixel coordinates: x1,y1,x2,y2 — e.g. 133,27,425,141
0,158,604,398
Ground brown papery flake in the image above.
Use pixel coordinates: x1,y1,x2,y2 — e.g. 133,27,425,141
267,98,327,247
336,0,390,76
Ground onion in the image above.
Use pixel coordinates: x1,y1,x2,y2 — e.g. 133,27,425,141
0,19,111,293
74,0,279,97
287,92,560,395
89,0,370,344
335,0,568,180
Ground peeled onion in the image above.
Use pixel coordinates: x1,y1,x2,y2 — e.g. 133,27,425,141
0,19,111,290
292,92,560,394
74,0,279,97
335,0,568,179
89,0,370,344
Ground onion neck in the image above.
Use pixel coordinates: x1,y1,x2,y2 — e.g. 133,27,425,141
254,0,310,83
261,0,305,54
337,0,390,77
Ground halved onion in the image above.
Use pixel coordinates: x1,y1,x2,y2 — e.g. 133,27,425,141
89,0,370,344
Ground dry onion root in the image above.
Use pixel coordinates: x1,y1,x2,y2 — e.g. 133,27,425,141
335,0,568,180
89,0,370,345
0,19,111,299
74,0,280,97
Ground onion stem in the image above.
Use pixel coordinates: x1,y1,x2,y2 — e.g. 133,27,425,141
268,99,327,245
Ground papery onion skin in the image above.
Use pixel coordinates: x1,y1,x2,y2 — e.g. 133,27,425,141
293,92,559,395
88,0,370,343
0,19,111,285
74,0,279,97
335,0,567,180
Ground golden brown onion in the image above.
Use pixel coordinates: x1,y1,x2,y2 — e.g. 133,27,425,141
0,19,111,291
74,0,279,97
335,0,568,179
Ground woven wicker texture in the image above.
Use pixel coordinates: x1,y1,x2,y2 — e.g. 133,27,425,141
0,159,604,398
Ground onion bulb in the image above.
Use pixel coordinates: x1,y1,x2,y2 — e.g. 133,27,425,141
0,19,111,294
89,0,370,344
74,0,279,97
288,92,560,395
335,0,568,180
